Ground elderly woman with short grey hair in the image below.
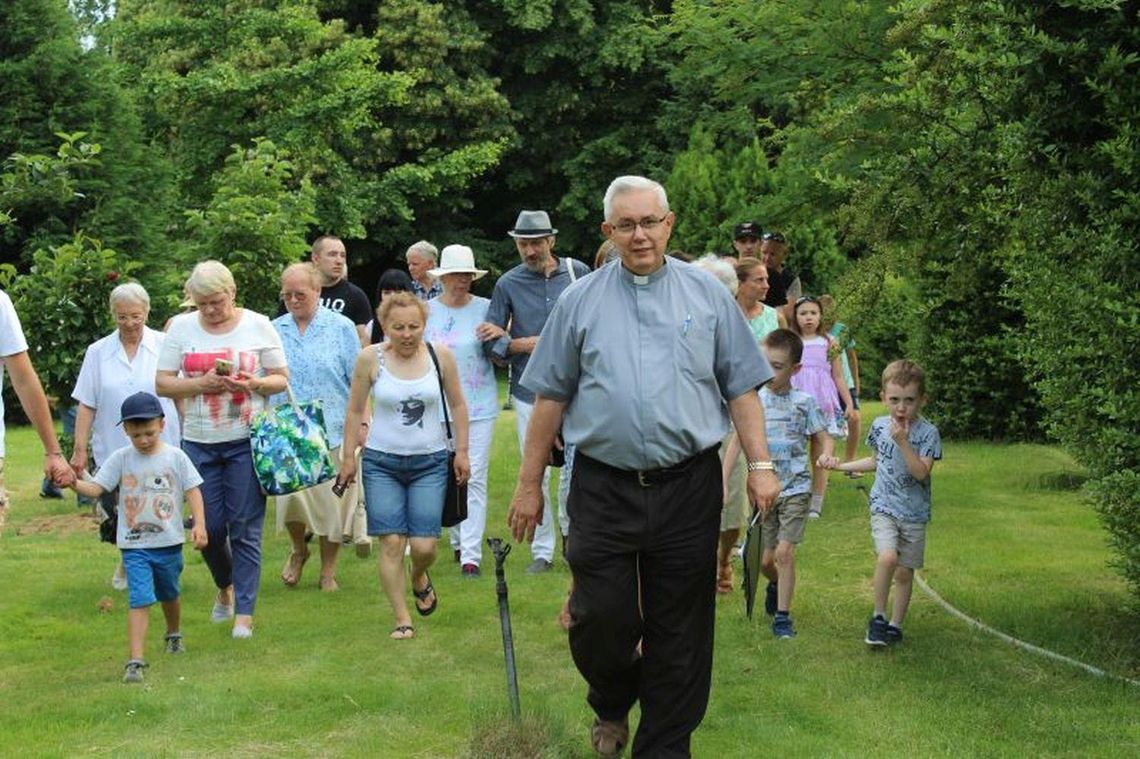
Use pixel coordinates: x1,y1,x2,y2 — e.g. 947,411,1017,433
71,282,183,589
156,260,289,639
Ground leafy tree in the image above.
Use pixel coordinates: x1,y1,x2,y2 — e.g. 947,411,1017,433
183,139,317,316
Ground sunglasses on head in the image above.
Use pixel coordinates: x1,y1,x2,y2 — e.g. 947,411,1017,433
795,295,820,306
762,232,786,243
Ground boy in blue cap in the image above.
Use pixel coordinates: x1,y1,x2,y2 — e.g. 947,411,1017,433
68,391,206,682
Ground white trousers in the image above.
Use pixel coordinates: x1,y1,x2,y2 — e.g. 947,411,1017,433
448,418,495,566
513,396,558,562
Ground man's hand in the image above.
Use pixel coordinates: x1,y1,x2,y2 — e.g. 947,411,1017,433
475,322,506,342
507,479,545,543
69,447,88,479
746,469,780,516
817,454,840,470
47,454,75,488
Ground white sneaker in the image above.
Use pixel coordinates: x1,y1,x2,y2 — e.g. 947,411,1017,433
111,566,128,591
231,624,253,640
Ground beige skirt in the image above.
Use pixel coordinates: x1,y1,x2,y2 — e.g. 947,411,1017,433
275,446,364,541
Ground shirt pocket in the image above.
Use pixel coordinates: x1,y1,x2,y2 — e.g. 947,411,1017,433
674,320,715,380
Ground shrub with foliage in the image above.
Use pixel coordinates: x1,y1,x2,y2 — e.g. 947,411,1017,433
183,139,316,316
0,234,136,405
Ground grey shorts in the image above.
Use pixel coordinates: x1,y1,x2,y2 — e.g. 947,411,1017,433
760,492,811,550
870,512,927,569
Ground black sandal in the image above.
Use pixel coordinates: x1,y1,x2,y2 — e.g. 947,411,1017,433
412,573,438,617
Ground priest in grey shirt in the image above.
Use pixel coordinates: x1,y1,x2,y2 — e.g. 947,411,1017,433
509,175,781,758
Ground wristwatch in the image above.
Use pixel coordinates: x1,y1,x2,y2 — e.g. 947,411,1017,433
747,460,776,472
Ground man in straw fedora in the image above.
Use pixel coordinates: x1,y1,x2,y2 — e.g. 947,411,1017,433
477,210,590,574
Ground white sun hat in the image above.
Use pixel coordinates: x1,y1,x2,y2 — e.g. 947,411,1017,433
427,244,488,280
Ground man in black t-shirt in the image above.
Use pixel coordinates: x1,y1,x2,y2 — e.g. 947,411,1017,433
761,231,800,322
279,236,372,346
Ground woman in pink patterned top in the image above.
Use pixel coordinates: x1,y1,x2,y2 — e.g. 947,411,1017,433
156,261,289,639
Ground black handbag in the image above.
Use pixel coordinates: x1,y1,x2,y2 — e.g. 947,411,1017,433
426,343,468,528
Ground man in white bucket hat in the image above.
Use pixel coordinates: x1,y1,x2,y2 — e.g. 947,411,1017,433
476,211,590,574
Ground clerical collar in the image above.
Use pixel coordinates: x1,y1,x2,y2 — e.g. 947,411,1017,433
619,259,669,287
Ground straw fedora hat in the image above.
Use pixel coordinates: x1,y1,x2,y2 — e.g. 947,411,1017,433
427,244,488,280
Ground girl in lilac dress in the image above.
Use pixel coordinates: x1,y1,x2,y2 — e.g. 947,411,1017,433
790,296,856,518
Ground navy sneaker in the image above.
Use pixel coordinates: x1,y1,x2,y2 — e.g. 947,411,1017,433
885,624,903,645
865,614,888,647
772,613,796,639
764,581,778,617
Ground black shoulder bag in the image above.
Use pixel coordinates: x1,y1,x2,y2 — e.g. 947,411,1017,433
426,342,468,528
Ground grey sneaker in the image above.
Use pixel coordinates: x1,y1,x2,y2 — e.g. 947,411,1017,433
865,614,889,647
210,600,234,623
122,659,147,684
164,633,185,654
885,624,904,645
772,613,796,639
525,558,553,575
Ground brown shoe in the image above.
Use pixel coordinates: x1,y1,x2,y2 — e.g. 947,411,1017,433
591,718,629,757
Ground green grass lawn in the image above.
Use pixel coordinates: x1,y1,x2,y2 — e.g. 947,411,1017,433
1,400,1137,757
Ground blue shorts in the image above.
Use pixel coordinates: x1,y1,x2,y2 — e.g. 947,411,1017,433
122,545,184,609
362,448,449,538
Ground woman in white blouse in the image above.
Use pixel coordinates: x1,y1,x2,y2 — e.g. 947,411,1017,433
71,283,182,589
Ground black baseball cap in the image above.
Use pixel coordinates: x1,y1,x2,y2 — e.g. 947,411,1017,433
734,221,762,240
119,391,165,424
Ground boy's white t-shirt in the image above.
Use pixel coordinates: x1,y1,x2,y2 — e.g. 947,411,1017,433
157,309,287,444
93,443,204,549
0,290,30,458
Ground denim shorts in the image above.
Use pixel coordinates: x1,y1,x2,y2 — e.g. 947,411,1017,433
362,448,449,538
122,545,184,609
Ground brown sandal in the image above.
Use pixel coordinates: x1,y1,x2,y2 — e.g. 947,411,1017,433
280,548,310,587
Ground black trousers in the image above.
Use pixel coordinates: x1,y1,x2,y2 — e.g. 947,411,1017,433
566,448,722,759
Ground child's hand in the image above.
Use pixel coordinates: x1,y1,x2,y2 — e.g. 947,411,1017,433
817,454,839,470
190,524,208,550
889,418,910,442
845,407,859,423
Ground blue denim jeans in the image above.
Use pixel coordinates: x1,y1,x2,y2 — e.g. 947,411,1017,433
183,438,265,616
362,448,449,538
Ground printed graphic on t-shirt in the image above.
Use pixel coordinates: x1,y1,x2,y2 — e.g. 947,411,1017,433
398,397,426,428
121,468,180,543
181,348,261,427
321,296,346,313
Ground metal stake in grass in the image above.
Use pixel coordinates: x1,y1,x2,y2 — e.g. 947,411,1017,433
487,536,521,718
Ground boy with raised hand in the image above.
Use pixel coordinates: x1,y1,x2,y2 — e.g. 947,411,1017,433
68,392,206,683
826,359,941,646
725,329,833,639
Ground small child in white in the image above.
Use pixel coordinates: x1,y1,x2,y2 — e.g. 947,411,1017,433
725,329,834,639
825,360,941,646
68,391,206,682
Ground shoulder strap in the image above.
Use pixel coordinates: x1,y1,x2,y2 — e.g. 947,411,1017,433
425,342,454,447
567,257,578,283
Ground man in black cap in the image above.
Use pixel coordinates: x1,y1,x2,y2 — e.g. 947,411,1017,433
477,210,590,573
732,221,763,259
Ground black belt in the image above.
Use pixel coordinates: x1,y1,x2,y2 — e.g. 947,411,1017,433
578,445,719,488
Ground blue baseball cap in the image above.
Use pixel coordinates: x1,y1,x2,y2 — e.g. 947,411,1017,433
119,391,165,424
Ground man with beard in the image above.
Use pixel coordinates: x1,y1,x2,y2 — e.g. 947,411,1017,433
477,210,590,574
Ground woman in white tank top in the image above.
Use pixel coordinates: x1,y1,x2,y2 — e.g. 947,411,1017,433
338,292,469,640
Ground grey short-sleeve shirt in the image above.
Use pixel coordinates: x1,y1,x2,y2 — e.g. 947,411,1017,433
521,259,772,470
866,415,942,523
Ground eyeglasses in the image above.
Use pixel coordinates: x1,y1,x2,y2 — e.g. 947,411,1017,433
280,291,313,300
762,232,786,243
611,215,667,235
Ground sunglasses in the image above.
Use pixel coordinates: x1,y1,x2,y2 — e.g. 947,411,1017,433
762,232,786,243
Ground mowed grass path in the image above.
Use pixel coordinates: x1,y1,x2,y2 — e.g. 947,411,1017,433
1,400,1137,757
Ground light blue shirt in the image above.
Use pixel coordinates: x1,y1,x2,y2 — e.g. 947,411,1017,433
424,296,500,422
867,415,942,523
93,443,204,550
484,256,592,403
521,259,772,470
270,307,359,448
759,386,827,497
